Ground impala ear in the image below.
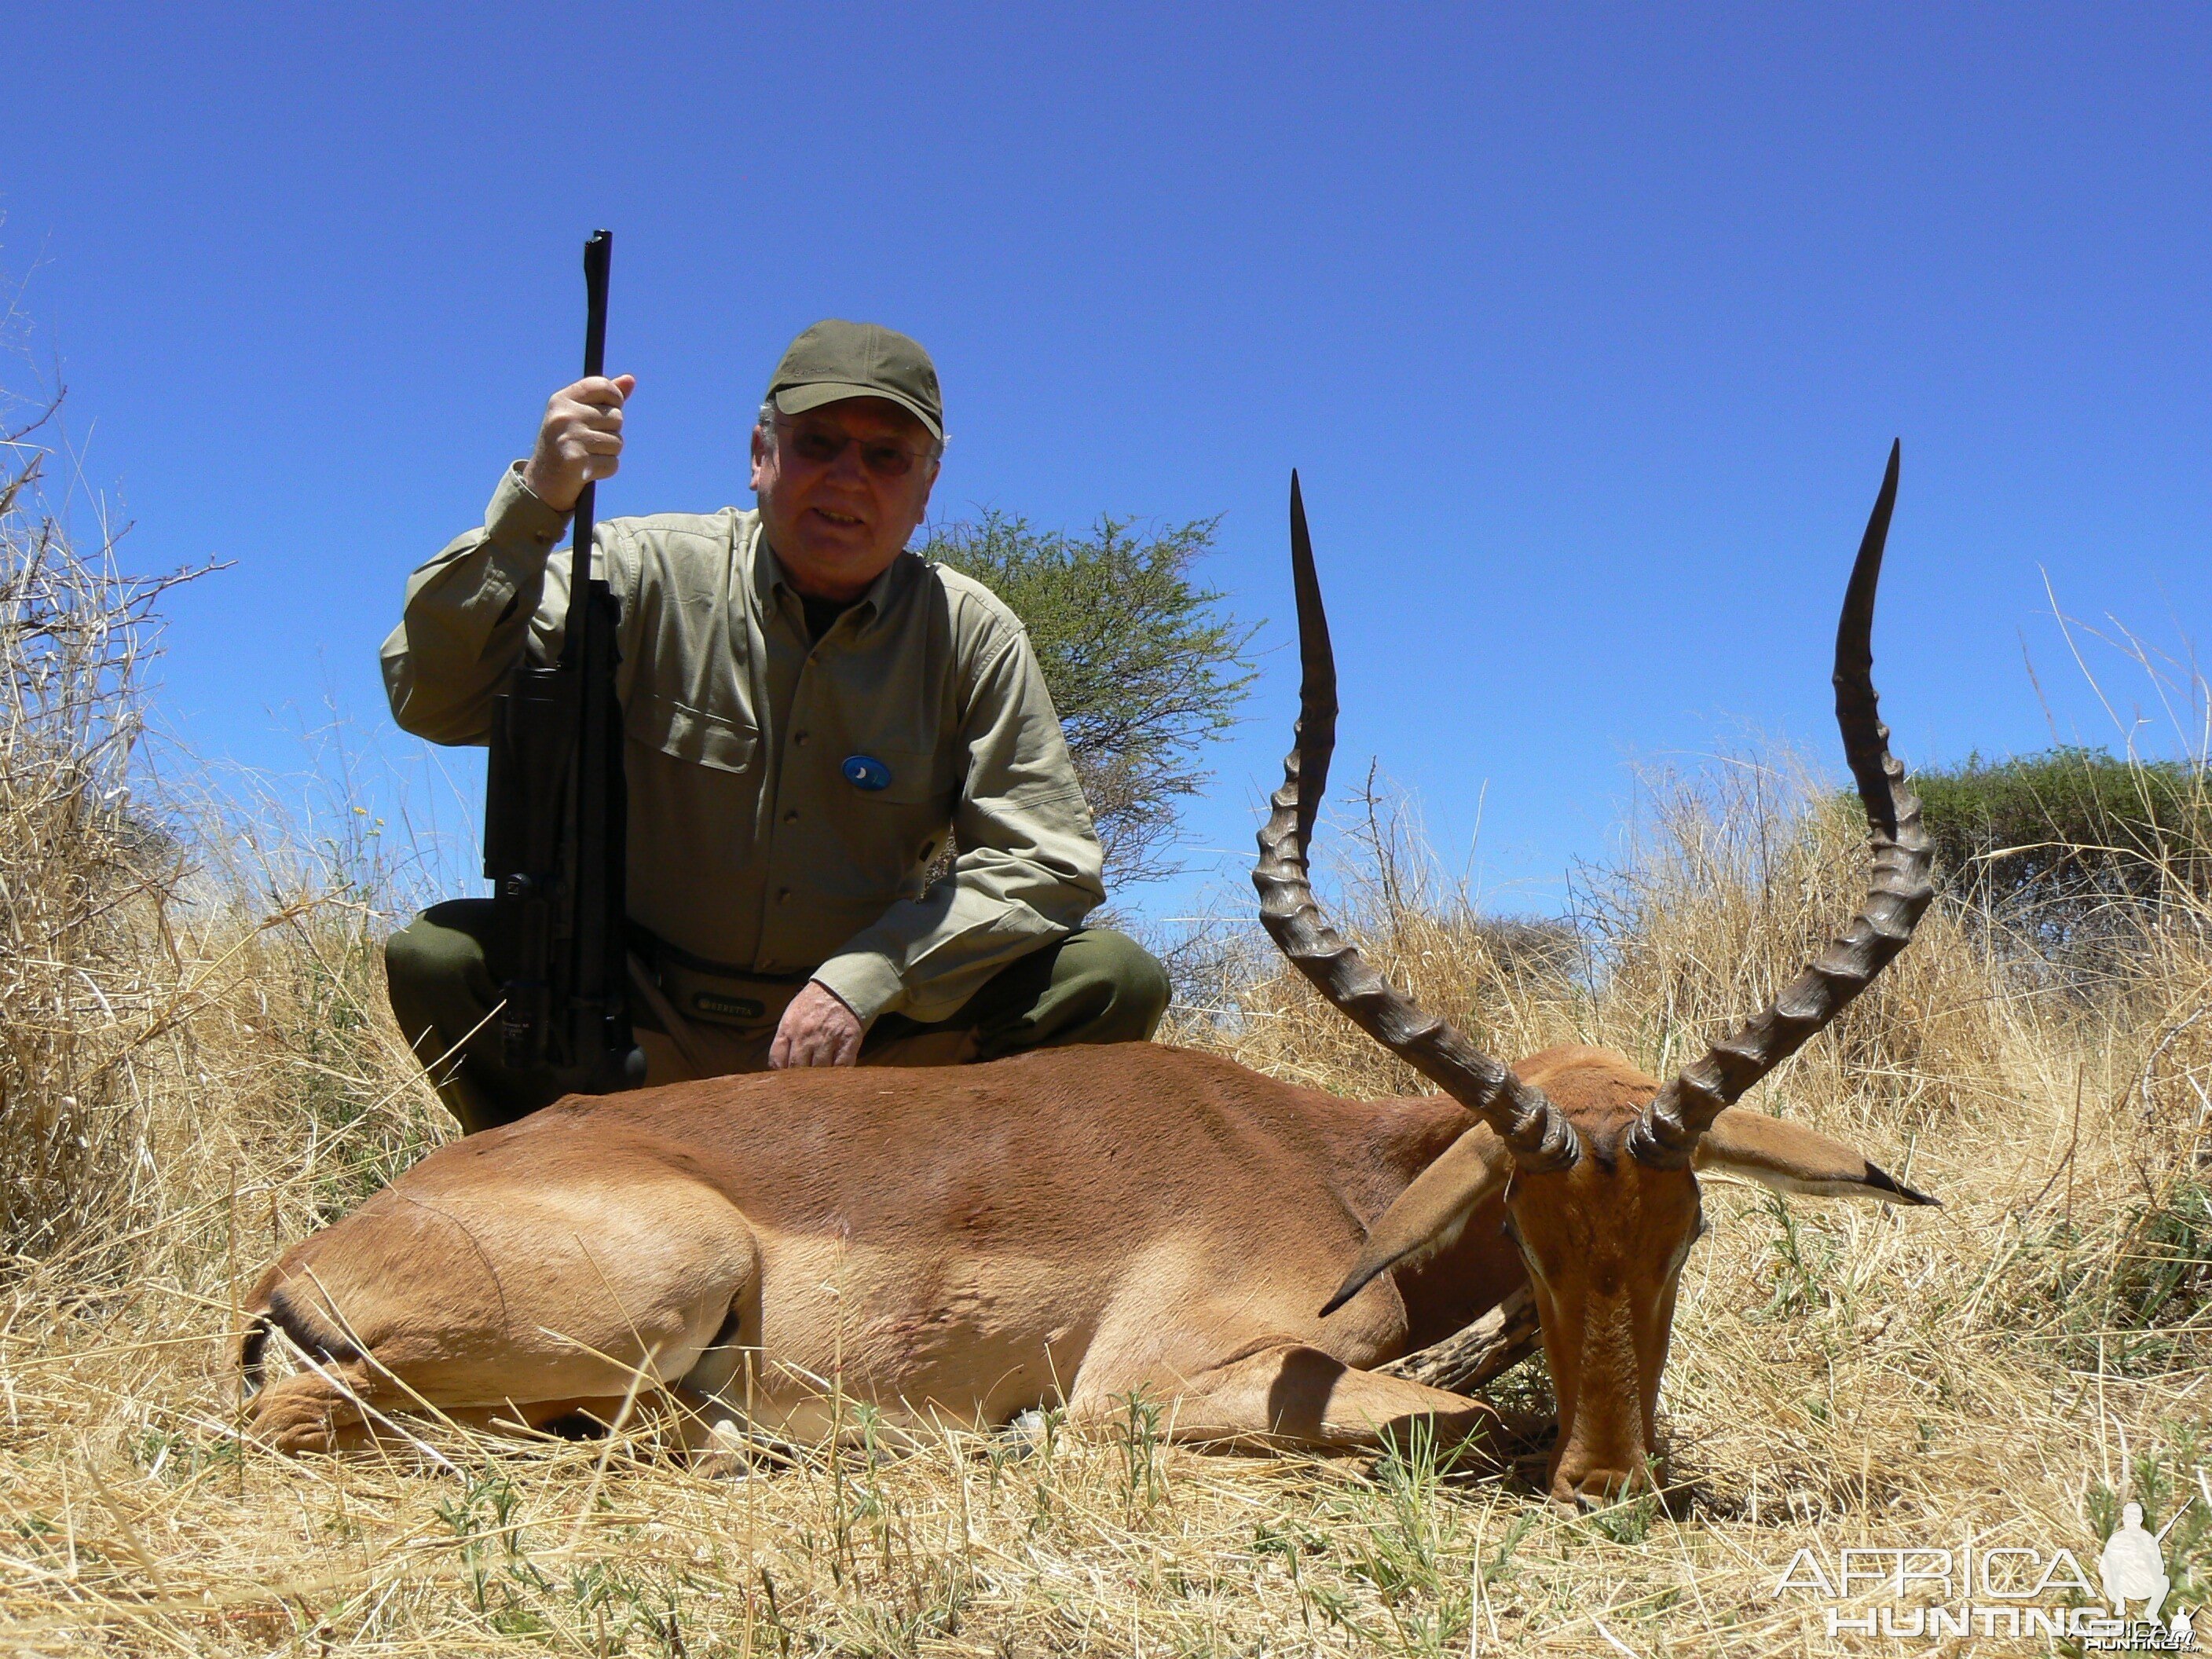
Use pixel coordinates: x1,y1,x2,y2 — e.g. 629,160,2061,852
1320,1124,1514,1317
1692,1105,1937,1206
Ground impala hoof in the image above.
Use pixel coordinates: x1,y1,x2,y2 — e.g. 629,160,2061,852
693,1419,755,1481
1000,1408,1050,1459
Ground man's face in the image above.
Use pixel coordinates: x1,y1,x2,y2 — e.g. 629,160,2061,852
750,396,939,601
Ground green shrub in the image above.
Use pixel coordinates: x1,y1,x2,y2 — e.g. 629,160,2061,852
926,511,1256,890
1914,746,2209,900
1907,747,2209,972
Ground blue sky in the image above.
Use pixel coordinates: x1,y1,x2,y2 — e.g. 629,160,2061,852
9,4,2209,921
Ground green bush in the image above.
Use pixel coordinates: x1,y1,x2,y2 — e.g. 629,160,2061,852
925,511,1257,890
1909,747,2209,961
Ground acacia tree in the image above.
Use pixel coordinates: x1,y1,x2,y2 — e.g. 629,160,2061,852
925,511,1257,892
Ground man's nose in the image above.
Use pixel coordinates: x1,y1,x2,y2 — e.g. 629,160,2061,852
821,440,872,486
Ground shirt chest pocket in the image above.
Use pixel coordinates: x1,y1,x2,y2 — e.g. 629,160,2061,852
625,693,760,775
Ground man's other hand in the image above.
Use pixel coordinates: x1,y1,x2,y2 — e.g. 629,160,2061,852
522,374,635,512
770,980,864,1069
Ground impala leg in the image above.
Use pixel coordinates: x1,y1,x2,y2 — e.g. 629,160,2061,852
1079,1340,1507,1461
244,1162,763,1458
247,1362,389,1456
247,1367,646,1456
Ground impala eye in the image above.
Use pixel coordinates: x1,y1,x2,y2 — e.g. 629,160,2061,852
1664,1218,1705,1277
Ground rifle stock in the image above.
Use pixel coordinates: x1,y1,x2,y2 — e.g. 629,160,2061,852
482,229,641,1090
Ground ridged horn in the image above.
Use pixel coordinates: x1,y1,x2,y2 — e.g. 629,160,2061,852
1628,441,1936,1169
1254,473,1580,1173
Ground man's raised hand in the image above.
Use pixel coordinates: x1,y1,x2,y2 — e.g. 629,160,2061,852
521,374,635,512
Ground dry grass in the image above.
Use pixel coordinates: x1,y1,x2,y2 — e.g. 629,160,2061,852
2,414,2208,1654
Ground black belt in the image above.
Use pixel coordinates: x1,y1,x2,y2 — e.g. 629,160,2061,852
626,923,813,1029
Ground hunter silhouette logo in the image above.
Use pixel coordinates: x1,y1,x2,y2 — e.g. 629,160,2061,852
2102,1503,2174,1626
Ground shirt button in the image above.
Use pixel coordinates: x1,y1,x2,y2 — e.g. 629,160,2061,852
783,809,800,824
776,887,793,904
793,731,809,746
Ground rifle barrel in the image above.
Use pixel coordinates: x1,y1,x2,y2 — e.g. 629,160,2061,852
563,229,613,665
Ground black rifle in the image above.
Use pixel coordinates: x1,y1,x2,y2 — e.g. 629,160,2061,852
480,229,642,1090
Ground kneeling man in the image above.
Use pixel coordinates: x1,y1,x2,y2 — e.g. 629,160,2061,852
379,320,1167,1132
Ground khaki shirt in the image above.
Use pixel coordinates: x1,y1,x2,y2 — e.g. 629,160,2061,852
380,465,1105,1025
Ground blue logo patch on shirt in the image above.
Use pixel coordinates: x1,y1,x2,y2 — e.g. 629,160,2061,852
841,754,893,792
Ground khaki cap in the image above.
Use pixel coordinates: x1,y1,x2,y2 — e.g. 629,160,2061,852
766,319,943,441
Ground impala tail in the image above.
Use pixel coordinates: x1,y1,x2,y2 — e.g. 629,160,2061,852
238,1267,363,1395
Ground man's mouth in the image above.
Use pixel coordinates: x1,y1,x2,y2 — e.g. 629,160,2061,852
811,507,866,529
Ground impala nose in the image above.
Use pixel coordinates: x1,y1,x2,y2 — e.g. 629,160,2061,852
1562,1466,1638,1510
1550,1441,1650,1509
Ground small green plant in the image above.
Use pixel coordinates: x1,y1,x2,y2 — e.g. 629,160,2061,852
1481,1510,1538,1586
1753,1193,1837,1320
127,1423,240,1484
1323,1422,1486,1655
432,1473,549,1621
2028,1174,2212,1374
2086,1433,2210,1619
1583,1491,1658,1547
1020,1406,1066,1540
1114,1387,1167,1518
563,1559,694,1654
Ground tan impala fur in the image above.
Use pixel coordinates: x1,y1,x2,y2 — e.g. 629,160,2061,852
244,1046,1529,1459
243,452,1938,1505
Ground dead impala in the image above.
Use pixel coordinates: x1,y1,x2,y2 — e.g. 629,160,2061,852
244,448,1935,1504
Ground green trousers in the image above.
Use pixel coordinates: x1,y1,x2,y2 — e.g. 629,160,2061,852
385,899,1170,1134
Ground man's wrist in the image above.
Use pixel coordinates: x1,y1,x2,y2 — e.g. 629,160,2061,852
517,458,583,515
809,953,903,1027
487,462,573,557
808,980,859,1020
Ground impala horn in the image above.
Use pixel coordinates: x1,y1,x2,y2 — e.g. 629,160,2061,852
1254,473,1580,1174
1627,442,1936,1169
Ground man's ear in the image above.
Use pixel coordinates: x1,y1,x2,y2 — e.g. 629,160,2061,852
1320,1124,1513,1317
749,422,772,493
1693,1105,1937,1205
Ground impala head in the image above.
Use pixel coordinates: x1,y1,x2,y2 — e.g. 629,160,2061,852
1259,449,1939,1507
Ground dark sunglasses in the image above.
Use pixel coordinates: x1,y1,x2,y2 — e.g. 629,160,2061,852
774,417,938,479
